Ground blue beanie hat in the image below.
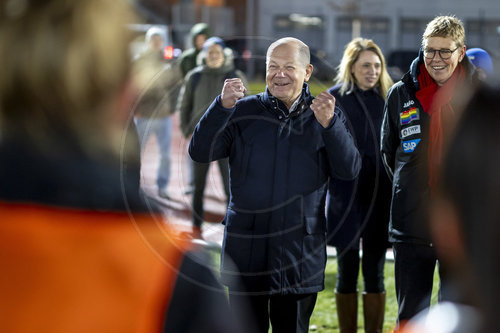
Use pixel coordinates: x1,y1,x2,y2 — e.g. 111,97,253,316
203,36,226,51
466,48,493,75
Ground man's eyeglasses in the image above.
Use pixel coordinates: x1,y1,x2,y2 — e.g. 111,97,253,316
423,47,459,60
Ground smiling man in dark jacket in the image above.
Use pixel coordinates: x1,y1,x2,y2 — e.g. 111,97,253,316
189,37,361,333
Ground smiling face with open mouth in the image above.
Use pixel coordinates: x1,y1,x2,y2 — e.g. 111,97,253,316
423,36,465,86
266,42,313,109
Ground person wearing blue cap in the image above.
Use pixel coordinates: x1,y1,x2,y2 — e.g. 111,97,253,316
178,36,247,239
466,48,494,80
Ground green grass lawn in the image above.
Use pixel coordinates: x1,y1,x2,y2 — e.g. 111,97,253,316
308,257,440,333
209,249,440,333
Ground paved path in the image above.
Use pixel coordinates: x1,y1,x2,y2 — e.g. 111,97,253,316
139,113,227,246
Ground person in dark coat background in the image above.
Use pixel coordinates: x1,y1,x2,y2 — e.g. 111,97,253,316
179,22,211,77
189,37,361,333
178,36,247,239
327,37,394,333
178,22,211,195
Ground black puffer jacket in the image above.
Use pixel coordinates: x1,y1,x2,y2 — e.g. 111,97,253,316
380,50,476,245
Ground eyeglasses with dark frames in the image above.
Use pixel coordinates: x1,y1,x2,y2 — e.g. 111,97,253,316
423,46,460,60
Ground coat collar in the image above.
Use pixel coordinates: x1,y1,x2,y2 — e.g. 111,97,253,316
345,84,381,97
259,83,313,118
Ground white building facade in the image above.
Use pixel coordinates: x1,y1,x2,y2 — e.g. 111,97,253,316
249,0,500,76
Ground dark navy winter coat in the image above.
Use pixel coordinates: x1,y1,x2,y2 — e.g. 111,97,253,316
189,84,361,294
326,84,392,250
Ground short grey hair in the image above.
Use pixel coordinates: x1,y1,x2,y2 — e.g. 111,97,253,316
266,37,310,66
422,15,466,48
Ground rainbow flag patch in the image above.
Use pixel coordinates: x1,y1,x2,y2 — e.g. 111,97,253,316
400,107,419,125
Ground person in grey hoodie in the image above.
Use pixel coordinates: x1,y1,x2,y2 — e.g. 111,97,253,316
179,23,211,78
178,23,211,195
178,37,247,239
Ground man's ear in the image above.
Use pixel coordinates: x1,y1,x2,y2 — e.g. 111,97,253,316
304,64,314,82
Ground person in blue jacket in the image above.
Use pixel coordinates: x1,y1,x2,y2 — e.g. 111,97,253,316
189,37,361,333
327,37,393,333
466,48,494,80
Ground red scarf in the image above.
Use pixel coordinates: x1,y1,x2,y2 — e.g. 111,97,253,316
415,63,465,191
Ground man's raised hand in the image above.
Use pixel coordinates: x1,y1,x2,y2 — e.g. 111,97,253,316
310,91,336,128
221,78,246,109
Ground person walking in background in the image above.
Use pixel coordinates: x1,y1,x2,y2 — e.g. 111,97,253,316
133,26,182,199
189,37,361,333
380,15,477,329
178,22,211,195
466,47,494,80
327,37,393,333
0,1,244,332
179,22,211,78
178,36,247,239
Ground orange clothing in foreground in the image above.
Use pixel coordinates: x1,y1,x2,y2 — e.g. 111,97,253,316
0,202,190,333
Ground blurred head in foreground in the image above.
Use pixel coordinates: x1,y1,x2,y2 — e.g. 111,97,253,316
430,84,500,332
0,0,137,156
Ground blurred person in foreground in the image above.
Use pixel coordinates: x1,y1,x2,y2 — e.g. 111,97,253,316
400,84,500,333
0,1,242,332
466,47,494,80
133,26,182,199
178,36,247,239
189,36,361,333
380,15,477,329
327,37,393,333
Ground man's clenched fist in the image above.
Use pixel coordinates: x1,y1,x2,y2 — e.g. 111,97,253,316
310,91,336,128
221,78,246,109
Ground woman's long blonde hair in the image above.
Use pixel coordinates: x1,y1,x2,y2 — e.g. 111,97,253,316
334,37,393,99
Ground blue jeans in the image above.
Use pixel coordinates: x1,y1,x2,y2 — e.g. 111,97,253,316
135,117,172,189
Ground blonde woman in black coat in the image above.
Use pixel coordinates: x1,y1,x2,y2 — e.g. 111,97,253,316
327,38,393,333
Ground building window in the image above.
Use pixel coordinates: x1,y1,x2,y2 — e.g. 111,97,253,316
466,19,500,54
467,19,500,34
336,17,389,34
400,18,429,34
274,14,324,31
